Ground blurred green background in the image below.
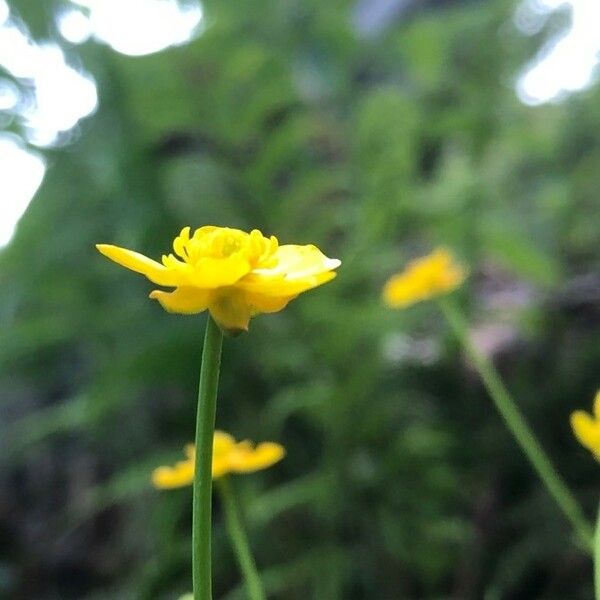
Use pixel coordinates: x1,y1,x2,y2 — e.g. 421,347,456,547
1,0,599,598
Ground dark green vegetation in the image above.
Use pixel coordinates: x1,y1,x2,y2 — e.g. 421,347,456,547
1,0,599,598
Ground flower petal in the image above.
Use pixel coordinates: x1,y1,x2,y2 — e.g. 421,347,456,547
238,270,337,297
570,410,600,457
213,431,236,455
212,458,232,479
212,433,236,478
149,286,213,314
191,255,252,288
231,442,286,473
173,227,192,259
273,245,341,279
153,433,286,486
152,460,194,489
382,275,427,308
382,247,466,309
208,290,252,333
253,244,340,278
96,244,183,287
243,291,297,314
237,244,339,297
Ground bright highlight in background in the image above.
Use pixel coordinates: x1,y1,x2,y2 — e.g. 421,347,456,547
56,8,92,44
0,0,202,249
0,0,597,250
0,15,98,146
61,0,203,56
516,0,600,105
0,1,97,246
0,135,45,247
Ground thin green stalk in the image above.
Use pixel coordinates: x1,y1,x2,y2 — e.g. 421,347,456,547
595,501,600,599
438,297,593,551
193,315,224,600
217,477,267,600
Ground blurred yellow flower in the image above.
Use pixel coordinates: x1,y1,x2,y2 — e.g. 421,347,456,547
570,391,600,460
152,431,286,489
97,226,340,332
382,247,466,309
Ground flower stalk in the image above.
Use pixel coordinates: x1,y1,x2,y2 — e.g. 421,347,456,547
98,225,338,599
193,315,224,600
217,477,267,600
438,297,593,552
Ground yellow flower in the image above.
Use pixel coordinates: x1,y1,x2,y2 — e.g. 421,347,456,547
97,226,340,333
382,247,466,309
152,431,286,489
570,391,600,460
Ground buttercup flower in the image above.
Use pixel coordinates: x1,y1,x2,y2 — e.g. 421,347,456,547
382,247,466,309
570,391,600,460
152,431,285,489
97,226,340,332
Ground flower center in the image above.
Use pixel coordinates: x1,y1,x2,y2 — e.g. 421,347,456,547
171,226,278,268
211,231,245,258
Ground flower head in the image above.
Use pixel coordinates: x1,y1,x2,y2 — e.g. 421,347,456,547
152,431,285,489
97,226,340,333
570,391,600,460
382,247,466,309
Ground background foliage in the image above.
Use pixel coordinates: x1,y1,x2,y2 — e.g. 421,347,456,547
1,0,599,598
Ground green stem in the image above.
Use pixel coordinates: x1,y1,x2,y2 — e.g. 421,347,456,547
193,315,224,600
595,500,600,599
438,297,593,552
217,477,267,600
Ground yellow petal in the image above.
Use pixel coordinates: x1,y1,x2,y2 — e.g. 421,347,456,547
231,442,286,473
268,245,341,280
243,271,337,297
180,441,239,480
152,460,194,489
208,290,252,333
382,275,426,308
570,410,600,457
190,255,252,288
236,244,339,296
382,247,466,309
149,286,213,314
243,291,297,314
173,227,192,259
153,433,286,487
96,244,183,287
213,431,236,455
212,456,233,479
212,432,237,478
